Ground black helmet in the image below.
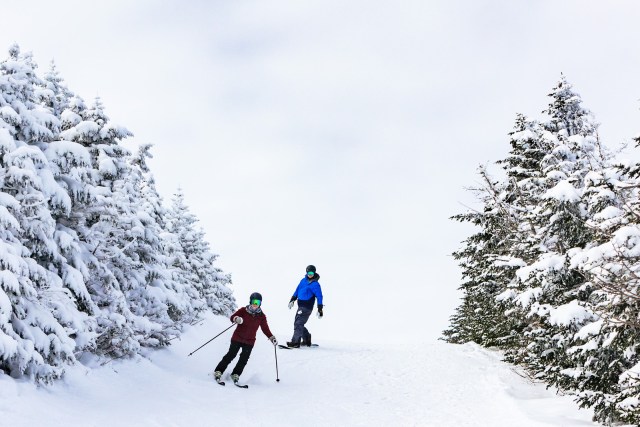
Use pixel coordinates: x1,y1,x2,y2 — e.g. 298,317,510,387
306,265,316,273
249,292,262,304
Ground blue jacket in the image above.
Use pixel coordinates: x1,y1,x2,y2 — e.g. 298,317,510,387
293,275,323,309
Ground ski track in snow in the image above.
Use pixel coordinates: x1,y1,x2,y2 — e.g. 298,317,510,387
0,314,598,427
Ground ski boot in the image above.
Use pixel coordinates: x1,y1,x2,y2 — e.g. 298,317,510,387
230,373,248,388
286,341,301,348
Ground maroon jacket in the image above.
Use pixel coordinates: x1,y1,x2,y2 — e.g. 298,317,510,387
230,306,274,346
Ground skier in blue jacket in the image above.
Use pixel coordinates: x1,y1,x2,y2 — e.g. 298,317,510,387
287,264,323,348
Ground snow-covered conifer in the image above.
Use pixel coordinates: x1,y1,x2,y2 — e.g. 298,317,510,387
499,78,611,388
565,149,640,424
444,115,549,346
0,47,83,381
166,190,235,317
0,43,235,379
117,144,190,343
447,77,634,422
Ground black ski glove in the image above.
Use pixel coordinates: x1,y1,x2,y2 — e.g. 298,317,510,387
317,304,323,318
288,296,297,309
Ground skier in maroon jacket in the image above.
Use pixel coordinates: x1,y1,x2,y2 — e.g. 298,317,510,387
214,292,277,384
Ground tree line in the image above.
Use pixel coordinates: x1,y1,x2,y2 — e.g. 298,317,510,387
444,75,640,425
0,45,236,383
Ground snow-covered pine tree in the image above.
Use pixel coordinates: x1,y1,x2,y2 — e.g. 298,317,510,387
0,45,58,148
0,46,84,381
120,144,191,341
490,115,552,350
498,77,610,392
166,189,235,317
565,143,640,424
0,43,236,378
39,61,74,118
0,127,78,382
444,114,550,346
443,170,508,345
34,59,101,357
447,74,640,423
63,96,157,358
444,163,534,346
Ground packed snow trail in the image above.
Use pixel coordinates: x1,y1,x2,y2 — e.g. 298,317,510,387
0,313,597,426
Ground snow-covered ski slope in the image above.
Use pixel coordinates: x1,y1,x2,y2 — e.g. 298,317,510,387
1,313,597,427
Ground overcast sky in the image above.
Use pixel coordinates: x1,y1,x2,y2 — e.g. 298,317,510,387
3,1,640,344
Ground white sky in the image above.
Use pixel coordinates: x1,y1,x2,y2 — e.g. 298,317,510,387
3,0,640,343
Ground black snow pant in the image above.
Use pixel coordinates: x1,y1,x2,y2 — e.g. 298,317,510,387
215,340,254,376
291,306,313,344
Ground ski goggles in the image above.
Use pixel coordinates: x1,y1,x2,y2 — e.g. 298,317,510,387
250,299,261,306
307,271,314,276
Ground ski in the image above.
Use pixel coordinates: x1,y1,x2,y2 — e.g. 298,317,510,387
210,372,226,386
278,344,293,350
234,381,249,389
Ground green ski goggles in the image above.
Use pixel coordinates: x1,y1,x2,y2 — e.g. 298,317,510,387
250,299,261,306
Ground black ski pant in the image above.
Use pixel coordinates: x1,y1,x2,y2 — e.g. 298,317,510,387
215,340,254,376
291,306,312,344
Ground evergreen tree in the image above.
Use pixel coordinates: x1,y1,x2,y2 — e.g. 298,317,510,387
0,47,82,382
38,61,74,118
0,43,236,380
567,151,640,424
444,114,552,346
166,190,235,318
120,144,189,342
505,77,610,388
446,76,640,422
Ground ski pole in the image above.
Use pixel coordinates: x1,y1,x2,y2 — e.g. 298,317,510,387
188,323,235,356
274,344,280,382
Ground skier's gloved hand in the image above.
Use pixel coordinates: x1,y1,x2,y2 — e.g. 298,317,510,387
269,336,278,346
288,296,297,309
233,316,243,324
317,304,323,319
